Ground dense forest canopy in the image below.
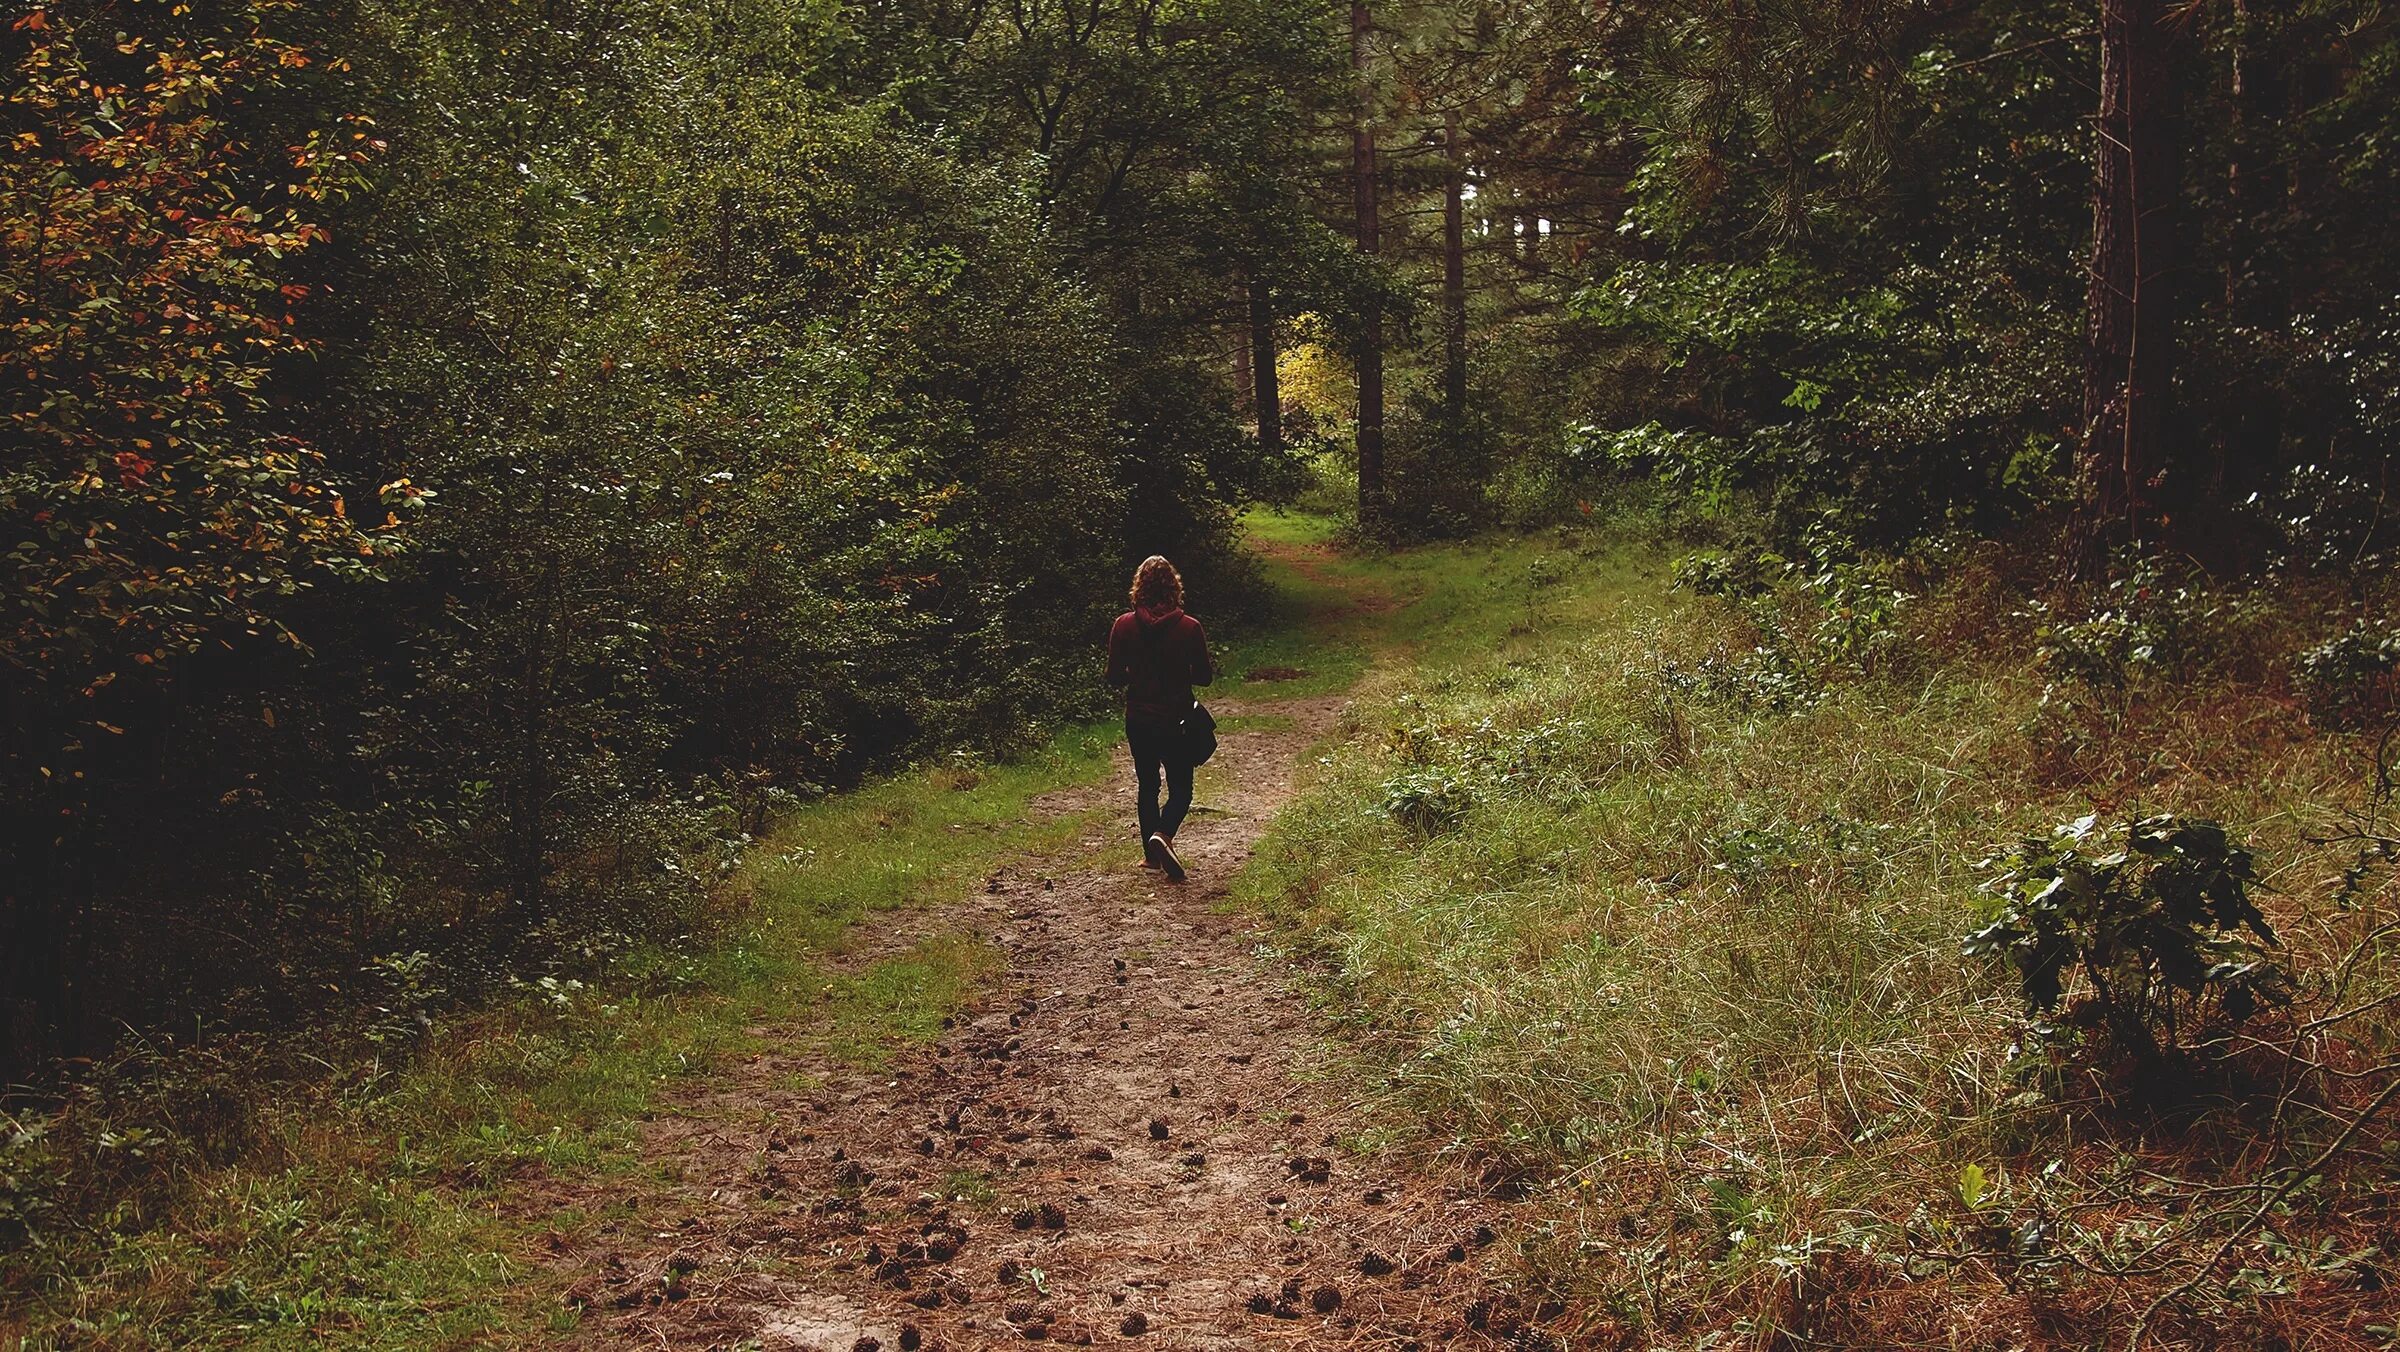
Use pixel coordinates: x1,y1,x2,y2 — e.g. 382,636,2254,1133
5,0,2397,1109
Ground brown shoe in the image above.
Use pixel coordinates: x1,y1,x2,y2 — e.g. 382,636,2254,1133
1150,833,1185,883
1141,833,1165,870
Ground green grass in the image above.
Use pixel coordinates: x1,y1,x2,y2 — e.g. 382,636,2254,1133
1207,509,1378,698
1235,528,2400,1347
1215,509,1661,700
739,720,1121,951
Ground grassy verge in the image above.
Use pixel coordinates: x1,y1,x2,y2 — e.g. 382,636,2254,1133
1237,528,2400,1348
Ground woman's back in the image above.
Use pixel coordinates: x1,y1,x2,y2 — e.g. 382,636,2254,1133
1107,602,1212,726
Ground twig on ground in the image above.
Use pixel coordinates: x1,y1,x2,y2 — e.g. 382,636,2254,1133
2128,1074,2400,1350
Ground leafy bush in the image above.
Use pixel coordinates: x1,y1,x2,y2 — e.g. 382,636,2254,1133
2297,623,2400,732
1379,767,1478,835
1965,815,2289,1073
0,1112,59,1251
1660,645,1823,714
0,1,395,702
1793,539,1915,674
2264,462,2400,581
2030,554,2225,693
1672,549,1777,599
1671,525,1913,684
1571,421,1751,522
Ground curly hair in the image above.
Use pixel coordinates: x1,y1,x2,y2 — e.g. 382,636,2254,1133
1129,555,1184,611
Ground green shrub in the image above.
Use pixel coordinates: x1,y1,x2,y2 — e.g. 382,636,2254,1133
0,1111,59,1251
1379,767,1478,835
2266,463,2400,580
2297,623,2400,732
1660,645,1823,714
2030,554,2227,692
1671,548,1777,599
1965,814,2289,1073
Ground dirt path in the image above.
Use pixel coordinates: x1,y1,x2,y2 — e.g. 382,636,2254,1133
535,681,1518,1352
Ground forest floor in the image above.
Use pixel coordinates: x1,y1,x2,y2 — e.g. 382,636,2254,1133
527,524,1520,1350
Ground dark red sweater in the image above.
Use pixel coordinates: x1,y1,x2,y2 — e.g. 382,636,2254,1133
1107,604,1213,724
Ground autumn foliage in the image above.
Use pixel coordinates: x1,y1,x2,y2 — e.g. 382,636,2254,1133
3,3,395,702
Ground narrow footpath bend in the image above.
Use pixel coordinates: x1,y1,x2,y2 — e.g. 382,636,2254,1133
542,685,1516,1351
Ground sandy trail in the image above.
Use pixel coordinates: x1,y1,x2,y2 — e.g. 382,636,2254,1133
538,595,1512,1350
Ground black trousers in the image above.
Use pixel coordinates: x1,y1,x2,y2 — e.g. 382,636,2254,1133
1125,718,1195,842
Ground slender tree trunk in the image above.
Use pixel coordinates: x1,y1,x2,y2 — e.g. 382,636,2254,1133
2079,0,2184,550
1351,0,1385,528
2214,0,2284,545
1443,108,1469,434
1249,276,1282,463
1233,293,1255,415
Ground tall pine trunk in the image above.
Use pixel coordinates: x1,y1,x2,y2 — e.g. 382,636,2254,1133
1250,276,1282,462
1351,1,1385,528
2079,0,2185,550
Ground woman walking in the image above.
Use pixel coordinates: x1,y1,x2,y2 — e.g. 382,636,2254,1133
1106,556,1214,882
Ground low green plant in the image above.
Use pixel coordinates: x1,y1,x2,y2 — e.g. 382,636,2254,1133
2297,622,2400,732
2030,554,2224,693
1965,814,2289,1073
1669,527,1914,679
1678,645,1822,713
1379,766,1478,835
1671,548,1776,599
2266,463,2400,581
0,1110,59,1251
1798,552,1914,673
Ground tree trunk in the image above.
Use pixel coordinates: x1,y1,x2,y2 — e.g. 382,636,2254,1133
1443,108,1469,434
1249,276,1282,463
1233,292,1255,415
2079,0,2184,550
1351,1,1385,528
2213,0,2284,538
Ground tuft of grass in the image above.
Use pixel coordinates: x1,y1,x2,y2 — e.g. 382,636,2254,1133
820,935,1005,1067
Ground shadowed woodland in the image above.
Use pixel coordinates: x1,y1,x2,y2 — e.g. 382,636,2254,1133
5,1,2400,1347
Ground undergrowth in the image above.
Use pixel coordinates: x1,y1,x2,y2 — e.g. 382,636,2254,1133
1239,526,2400,1349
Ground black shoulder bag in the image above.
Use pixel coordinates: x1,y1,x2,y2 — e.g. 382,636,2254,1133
1183,697,1218,767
